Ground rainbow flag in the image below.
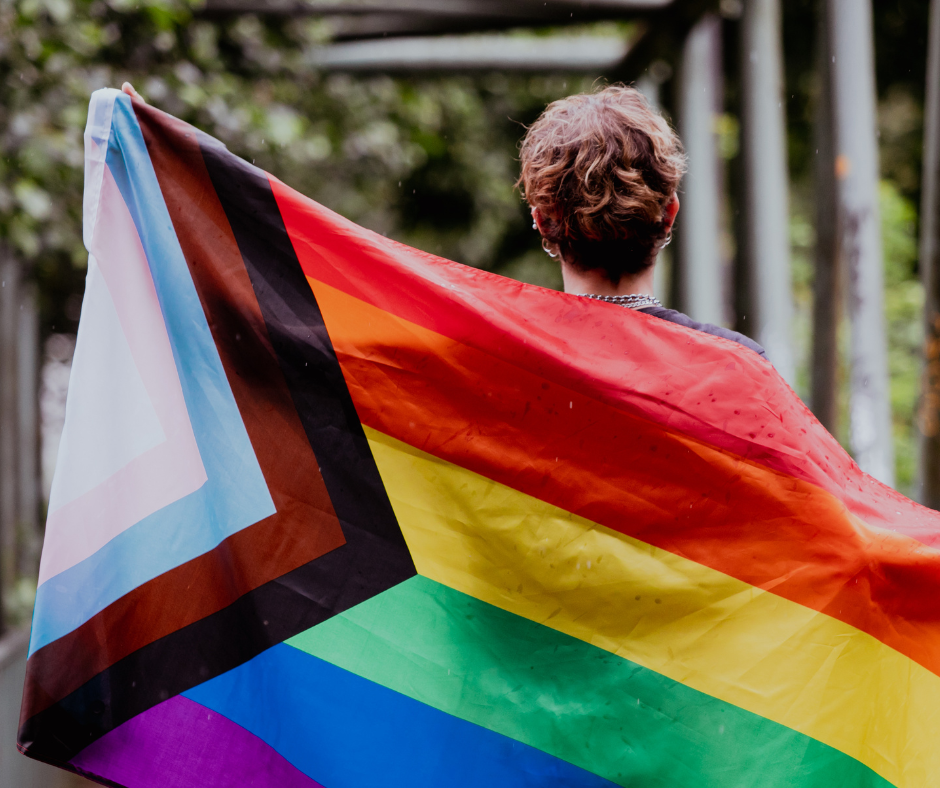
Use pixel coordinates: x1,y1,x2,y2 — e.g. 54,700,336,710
18,88,940,788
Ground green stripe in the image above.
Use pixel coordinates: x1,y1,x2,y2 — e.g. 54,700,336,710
287,576,893,788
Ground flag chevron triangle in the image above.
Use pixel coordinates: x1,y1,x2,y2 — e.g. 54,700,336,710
20,95,415,766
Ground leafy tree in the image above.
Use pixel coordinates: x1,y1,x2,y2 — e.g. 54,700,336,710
0,0,591,339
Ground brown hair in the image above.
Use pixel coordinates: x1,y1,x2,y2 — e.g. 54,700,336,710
517,84,687,283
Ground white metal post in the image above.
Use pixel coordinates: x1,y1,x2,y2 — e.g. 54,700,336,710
740,0,795,384
16,282,39,577
827,0,894,486
811,0,841,433
676,13,726,325
0,254,17,630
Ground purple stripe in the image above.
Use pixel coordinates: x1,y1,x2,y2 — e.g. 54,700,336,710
70,695,323,788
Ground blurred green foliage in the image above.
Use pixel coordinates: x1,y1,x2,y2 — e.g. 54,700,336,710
787,180,924,497
881,180,923,495
876,84,926,493
0,0,588,335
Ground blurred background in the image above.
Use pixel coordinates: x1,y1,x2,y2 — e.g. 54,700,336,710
0,0,936,783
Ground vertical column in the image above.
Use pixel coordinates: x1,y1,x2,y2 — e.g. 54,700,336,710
17,283,40,577
0,253,17,633
637,63,673,306
676,13,726,325
740,0,795,384
827,0,894,486
918,0,940,505
811,0,841,431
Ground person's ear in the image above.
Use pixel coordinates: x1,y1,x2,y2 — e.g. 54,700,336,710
531,206,547,234
663,193,680,232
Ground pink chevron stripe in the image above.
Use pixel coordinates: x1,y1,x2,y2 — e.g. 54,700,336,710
39,165,206,585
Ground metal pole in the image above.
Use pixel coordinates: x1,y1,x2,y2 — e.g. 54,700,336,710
0,254,17,633
17,282,40,577
827,0,894,486
308,32,632,71
918,0,940,506
676,13,725,325
811,0,841,432
739,0,794,384
636,66,674,306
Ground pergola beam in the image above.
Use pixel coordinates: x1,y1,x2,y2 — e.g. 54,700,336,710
202,0,674,17
322,14,541,41
307,32,633,71
318,14,637,41
200,0,674,41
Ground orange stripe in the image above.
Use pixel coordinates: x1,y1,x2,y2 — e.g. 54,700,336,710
308,274,940,683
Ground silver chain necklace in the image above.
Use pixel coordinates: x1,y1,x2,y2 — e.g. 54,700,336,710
578,293,662,310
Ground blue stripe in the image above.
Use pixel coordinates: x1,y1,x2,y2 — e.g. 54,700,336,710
183,644,617,788
30,92,275,655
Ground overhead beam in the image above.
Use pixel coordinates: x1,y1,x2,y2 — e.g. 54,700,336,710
202,0,673,16
322,14,538,41
200,0,673,40
320,13,641,41
313,13,638,41
307,33,633,71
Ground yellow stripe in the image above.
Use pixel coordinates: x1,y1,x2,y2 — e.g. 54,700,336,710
366,426,940,788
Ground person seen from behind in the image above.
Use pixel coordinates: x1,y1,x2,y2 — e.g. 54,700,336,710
518,84,766,358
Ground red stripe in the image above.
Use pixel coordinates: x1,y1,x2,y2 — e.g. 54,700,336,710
270,174,938,548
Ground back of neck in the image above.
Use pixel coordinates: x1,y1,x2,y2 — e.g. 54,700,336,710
560,259,657,297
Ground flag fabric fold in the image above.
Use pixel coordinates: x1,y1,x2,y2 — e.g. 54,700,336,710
18,88,940,788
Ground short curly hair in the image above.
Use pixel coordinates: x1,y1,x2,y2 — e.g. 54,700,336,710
517,84,687,283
